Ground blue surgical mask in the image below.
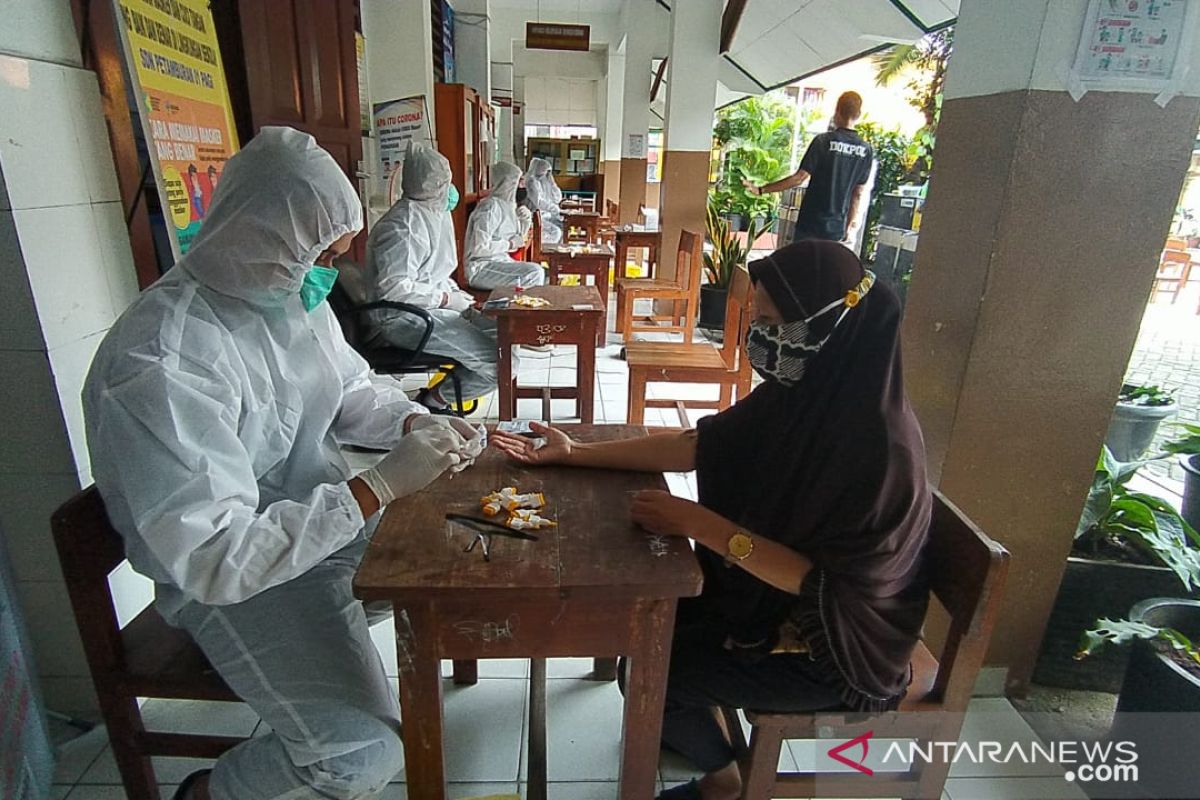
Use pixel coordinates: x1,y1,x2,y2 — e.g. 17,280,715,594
300,265,339,312
446,184,460,211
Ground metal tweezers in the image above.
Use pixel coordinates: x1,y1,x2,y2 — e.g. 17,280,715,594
447,513,540,562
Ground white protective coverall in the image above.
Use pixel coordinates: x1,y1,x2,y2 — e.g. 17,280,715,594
82,127,420,799
526,156,564,244
364,143,509,399
464,161,546,289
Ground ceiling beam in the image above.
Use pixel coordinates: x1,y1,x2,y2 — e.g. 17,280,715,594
650,57,668,102
720,0,748,54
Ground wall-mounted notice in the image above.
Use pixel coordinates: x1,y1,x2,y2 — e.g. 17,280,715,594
626,132,647,159
1072,0,1197,103
115,0,240,255
374,96,434,201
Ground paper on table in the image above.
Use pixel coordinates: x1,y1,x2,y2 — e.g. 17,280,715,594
571,304,595,310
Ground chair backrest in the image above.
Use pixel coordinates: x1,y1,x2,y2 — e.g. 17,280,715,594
924,490,1010,710
328,282,366,349
1159,248,1191,275
1166,236,1188,251
51,487,131,677
530,212,543,262
606,199,618,220
676,229,703,295
719,266,753,370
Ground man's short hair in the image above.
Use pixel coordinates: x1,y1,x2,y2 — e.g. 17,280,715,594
836,91,863,121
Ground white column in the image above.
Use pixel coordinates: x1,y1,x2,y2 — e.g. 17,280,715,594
602,47,625,164
361,0,436,127
513,77,527,165
619,6,654,161
493,61,515,163
662,0,720,153
452,0,492,100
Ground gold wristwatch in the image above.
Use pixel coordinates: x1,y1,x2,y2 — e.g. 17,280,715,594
724,530,754,566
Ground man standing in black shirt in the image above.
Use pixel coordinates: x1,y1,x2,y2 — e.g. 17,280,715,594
746,91,873,244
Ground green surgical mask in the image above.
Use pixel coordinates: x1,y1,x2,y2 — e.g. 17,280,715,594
446,184,460,212
300,265,339,312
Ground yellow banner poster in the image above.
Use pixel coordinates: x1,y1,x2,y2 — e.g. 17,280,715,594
116,0,239,254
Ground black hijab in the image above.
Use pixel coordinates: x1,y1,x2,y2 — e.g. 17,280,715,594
694,240,930,711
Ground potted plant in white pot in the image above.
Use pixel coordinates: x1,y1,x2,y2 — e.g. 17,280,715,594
1105,383,1177,461
1033,446,1200,692
700,200,767,330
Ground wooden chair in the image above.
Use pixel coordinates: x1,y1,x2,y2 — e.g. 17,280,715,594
626,266,753,426
615,229,702,343
1151,248,1192,303
726,490,1010,800
51,488,247,800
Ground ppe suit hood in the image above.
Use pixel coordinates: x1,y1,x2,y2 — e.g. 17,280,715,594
401,141,452,206
182,127,363,307
490,162,521,203
528,157,551,178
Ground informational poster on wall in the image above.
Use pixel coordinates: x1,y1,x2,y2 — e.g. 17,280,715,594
114,0,240,255
1072,0,1198,103
626,132,647,159
374,96,434,201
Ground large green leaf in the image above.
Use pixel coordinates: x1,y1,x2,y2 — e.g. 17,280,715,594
1076,618,1170,659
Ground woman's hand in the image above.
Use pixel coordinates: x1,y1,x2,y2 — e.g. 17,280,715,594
491,421,574,465
630,490,714,539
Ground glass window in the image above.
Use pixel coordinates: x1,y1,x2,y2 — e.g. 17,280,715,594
646,130,664,183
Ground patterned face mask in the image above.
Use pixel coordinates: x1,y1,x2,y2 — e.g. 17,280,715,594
747,271,876,387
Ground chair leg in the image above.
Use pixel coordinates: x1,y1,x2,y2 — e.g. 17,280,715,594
683,296,697,343
615,286,629,335
718,380,733,411
453,659,479,685
103,695,160,800
739,723,784,800
628,368,647,424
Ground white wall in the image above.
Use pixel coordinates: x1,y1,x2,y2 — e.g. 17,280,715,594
452,0,492,100
0,1,148,716
361,0,437,125
523,77,599,125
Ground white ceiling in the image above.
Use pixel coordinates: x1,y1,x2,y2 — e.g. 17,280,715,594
491,0,625,12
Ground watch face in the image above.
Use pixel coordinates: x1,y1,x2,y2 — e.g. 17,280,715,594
729,532,754,560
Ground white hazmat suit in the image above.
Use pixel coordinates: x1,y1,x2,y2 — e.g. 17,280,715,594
464,161,546,289
364,143,508,401
526,156,564,244
83,127,449,799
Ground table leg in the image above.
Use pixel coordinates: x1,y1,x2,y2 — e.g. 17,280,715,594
452,659,478,685
617,241,628,279
618,599,676,799
498,326,514,422
578,326,596,424
596,263,610,343
395,603,447,799
590,657,619,682
527,658,548,800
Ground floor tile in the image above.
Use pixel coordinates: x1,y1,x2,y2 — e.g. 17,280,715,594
788,736,915,774
541,781,622,799
49,786,71,799
52,724,109,785
440,659,531,679
944,775,1088,800
139,698,259,737
78,751,215,786
545,658,599,679
58,787,128,799
950,697,1067,779
436,677,527,783
380,782,521,799
543,678,625,781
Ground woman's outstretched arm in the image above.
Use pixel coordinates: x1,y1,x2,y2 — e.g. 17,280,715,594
491,422,697,473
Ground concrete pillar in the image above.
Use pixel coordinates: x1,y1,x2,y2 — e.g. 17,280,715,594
452,0,491,101
903,0,1200,692
658,0,720,279
601,46,625,211
0,1,148,717
361,0,436,132
493,61,515,163
513,77,527,165
618,2,657,223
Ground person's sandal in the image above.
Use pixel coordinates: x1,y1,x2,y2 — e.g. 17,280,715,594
172,768,213,799
657,779,702,800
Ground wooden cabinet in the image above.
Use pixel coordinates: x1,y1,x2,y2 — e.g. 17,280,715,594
526,137,601,178
435,83,496,284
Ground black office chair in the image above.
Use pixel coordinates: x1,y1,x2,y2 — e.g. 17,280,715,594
328,279,472,417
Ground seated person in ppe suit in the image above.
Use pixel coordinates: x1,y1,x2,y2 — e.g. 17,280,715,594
526,156,564,244
464,161,546,290
82,126,484,800
364,142,507,412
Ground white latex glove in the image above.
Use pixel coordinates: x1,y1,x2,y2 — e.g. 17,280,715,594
508,234,526,250
444,291,473,312
357,426,467,506
516,205,533,229
410,415,487,473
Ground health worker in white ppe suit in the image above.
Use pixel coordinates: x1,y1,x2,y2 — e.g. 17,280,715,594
463,160,546,290
82,127,482,800
526,156,564,244
364,143,508,411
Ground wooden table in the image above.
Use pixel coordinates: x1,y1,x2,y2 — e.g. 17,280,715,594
615,226,661,280
354,425,704,800
563,210,602,243
484,285,603,422
542,243,615,344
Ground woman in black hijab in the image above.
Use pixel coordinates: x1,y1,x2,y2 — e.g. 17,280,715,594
492,240,931,800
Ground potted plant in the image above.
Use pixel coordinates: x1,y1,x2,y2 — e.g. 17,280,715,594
700,200,766,330
1165,423,1200,531
1032,447,1200,692
1105,383,1177,461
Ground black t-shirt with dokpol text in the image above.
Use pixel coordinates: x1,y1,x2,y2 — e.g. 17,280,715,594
793,128,873,241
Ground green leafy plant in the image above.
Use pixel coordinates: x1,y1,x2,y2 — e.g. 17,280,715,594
703,199,768,289
1119,382,1176,407
1076,618,1200,665
855,121,913,263
1074,447,1200,590
713,94,796,222
873,28,953,182
1164,423,1200,456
